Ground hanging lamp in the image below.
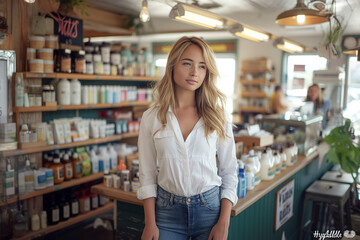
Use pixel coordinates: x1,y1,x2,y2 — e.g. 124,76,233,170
276,0,329,26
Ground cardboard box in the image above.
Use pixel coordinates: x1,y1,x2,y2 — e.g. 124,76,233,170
235,135,273,153
0,123,16,142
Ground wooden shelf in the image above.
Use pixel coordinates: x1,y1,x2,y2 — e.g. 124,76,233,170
12,202,114,240
22,72,160,81
13,101,152,113
241,79,272,85
91,184,142,206
241,68,272,73
239,106,267,113
241,91,267,98
231,151,319,216
0,172,105,206
0,132,138,157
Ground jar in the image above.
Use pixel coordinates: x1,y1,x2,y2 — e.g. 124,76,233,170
50,85,56,102
29,59,44,73
85,52,93,62
101,42,111,63
84,42,94,53
93,51,101,63
38,48,54,60
111,64,118,76
45,35,58,49
44,60,54,73
103,62,110,75
27,48,36,60
70,79,81,105
120,169,129,190
61,49,71,73
75,50,86,73
29,35,45,48
94,61,103,75
86,61,93,74
110,51,121,65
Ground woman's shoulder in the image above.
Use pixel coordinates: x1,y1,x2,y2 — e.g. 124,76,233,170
142,105,160,119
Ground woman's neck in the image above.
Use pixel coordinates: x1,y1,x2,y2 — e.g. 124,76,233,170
175,89,196,109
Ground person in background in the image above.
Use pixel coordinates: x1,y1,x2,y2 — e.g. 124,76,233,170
268,85,288,114
137,36,238,240
306,83,331,128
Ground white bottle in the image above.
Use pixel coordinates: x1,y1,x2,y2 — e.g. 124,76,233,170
15,73,24,107
82,86,88,104
98,148,110,172
57,79,70,105
108,145,118,170
5,158,15,198
273,151,281,174
280,148,287,170
90,149,99,173
260,149,274,181
41,211,47,229
31,214,40,231
245,165,255,191
92,86,98,104
285,143,294,166
18,162,26,195
70,79,81,105
246,150,261,185
24,156,34,193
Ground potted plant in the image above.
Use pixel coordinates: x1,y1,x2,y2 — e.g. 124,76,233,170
56,0,89,16
324,119,360,210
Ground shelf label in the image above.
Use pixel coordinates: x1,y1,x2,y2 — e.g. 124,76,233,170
54,186,61,191
38,73,45,78
15,150,25,155
51,145,59,150
95,76,101,80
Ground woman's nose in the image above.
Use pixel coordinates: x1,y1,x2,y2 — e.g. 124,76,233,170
190,65,198,76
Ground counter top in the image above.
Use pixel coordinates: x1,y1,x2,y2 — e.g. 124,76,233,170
91,151,319,217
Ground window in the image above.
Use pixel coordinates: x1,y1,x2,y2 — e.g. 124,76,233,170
283,54,327,108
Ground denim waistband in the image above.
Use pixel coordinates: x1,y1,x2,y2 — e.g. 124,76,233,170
157,185,219,205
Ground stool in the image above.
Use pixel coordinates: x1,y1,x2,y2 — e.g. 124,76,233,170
321,171,353,185
299,180,351,240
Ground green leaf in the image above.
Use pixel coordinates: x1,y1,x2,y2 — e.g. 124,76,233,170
327,147,340,165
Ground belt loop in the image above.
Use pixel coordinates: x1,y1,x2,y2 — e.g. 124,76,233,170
200,193,205,205
170,193,174,205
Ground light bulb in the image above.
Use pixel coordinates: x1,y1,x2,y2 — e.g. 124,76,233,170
296,15,305,24
24,0,36,3
140,0,150,23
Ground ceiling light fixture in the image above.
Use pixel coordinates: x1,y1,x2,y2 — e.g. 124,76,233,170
140,0,150,23
169,3,224,29
24,0,36,3
276,0,329,26
274,38,304,53
230,24,270,42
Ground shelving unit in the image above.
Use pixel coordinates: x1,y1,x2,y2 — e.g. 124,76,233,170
239,106,267,113
0,132,138,157
240,91,267,98
12,202,114,240
91,184,142,206
0,172,105,206
13,101,151,113
22,72,161,82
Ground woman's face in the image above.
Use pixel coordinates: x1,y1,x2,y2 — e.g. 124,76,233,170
173,44,207,93
308,86,319,101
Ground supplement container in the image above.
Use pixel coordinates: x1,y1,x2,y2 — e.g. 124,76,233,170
29,59,44,73
29,35,45,48
75,50,86,73
45,35,58,49
38,48,54,60
26,48,36,60
61,49,71,73
44,60,54,73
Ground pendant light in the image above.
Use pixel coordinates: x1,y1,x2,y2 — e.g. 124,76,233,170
140,0,150,23
274,38,304,53
230,24,270,42
24,0,36,3
276,0,329,26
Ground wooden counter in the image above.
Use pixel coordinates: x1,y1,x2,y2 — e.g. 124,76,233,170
91,151,319,217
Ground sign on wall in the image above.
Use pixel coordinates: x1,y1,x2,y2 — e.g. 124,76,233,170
47,13,83,49
274,179,294,231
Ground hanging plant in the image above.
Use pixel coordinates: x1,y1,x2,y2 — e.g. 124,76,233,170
56,0,89,16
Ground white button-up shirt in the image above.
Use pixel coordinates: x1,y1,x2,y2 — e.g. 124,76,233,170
136,106,238,206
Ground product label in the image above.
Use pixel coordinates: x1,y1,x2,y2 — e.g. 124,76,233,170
52,209,59,222
84,198,90,211
37,174,46,185
72,201,79,215
268,170,275,177
46,170,54,183
61,58,71,72
91,196,98,209
76,162,82,175
75,60,85,73
25,174,34,183
65,163,73,178
5,171,15,196
63,205,70,219
57,167,64,179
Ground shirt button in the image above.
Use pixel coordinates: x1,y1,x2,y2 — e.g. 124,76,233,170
187,198,191,203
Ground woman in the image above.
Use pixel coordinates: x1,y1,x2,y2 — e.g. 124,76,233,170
137,36,238,240
269,85,287,114
306,83,331,128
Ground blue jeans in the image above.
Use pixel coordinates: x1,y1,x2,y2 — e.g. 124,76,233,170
155,185,221,240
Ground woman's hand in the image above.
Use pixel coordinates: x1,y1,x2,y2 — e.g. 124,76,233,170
208,219,229,240
141,223,159,240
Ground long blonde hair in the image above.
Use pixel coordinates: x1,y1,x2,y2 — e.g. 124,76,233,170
152,36,228,141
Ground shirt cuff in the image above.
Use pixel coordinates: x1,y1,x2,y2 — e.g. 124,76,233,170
221,188,238,206
137,184,157,200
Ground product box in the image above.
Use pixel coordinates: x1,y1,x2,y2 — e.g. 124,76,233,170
241,57,272,72
0,123,16,142
235,135,274,153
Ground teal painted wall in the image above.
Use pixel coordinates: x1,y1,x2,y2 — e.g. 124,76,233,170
228,157,331,240
115,157,331,240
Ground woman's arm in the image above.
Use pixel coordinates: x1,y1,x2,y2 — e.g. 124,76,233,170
208,199,232,240
141,198,159,240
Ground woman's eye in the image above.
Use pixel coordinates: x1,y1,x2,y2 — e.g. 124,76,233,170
183,62,191,66
199,65,206,70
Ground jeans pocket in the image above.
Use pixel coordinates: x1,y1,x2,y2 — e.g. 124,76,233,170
156,194,170,209
204,192,221,211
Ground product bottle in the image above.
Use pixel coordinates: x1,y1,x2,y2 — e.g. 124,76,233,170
48,194,59,225
280,147,287,170
13,203,27,237
57,79,70,105
82,86,88,104
260,149,274,181
18,160,27,195
273,151,281,174
15,73,25,107
70,79,81,105
24,156,34,193
62,154,73,181
31,213,40,231
108,145,118,170
59,193,70,221
79,189,90,214
90,149,99,174
245,164,255,191
4,158,15,198
237,162,247,198
51,154,64,184
70,189,79,217
40,211,47,229
72,152,82,179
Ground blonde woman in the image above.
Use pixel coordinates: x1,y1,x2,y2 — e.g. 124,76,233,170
137,36,238,240
306,83,331,128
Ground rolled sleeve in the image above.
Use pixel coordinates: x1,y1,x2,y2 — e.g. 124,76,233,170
217,116,238,206
137,109,158,200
